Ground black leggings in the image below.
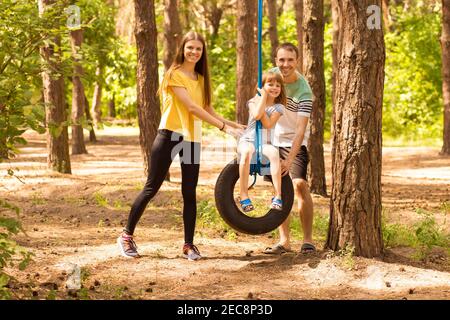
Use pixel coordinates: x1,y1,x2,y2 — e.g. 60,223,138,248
124,129,200,244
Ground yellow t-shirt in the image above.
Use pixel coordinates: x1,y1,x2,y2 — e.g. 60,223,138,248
159,69,205,143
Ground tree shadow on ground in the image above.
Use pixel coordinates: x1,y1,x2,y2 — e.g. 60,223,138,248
382,248,450,273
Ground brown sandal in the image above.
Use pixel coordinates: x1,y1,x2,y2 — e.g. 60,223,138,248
300,242,316,254
263,244,292,255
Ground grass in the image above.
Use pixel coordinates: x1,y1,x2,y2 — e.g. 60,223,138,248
268,210,329,243
63,196,87,206
92,192,130,211
383,208,450,260
31,192,46,205
382,135,441,148
440,201,450,215
93,192,108,208
338,245,356,270
196,199,238,241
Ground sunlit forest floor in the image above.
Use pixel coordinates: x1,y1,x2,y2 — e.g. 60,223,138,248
1,126,450,300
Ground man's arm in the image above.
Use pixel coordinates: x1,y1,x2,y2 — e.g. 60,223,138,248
281,116,309,176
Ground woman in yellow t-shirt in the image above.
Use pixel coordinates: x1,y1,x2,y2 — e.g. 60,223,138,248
117,31,244,261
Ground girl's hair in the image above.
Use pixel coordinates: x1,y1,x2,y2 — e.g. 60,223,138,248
260,72,287,106
160,31,211,108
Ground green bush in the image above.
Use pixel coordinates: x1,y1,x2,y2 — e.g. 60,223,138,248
383,5,442,142
0,200,32,299
382,208,450,259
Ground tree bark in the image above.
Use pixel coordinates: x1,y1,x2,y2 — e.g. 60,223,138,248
163,0,182,71
277,0,286,16
39,0,71,174
84,94,97,142
116,0,135,44
70,29,87,155
91,66,103,128
267,0,279,66
207,1,225,38
441,0,450,155
236,0,257,125
181,0,191,30
381,0,392,31
294,0,304,73
331,0,340,139
326,0,385,258
0,103,7,159
304,0,327,197
134,0,161,174
108,96,116,118
196,0,228,39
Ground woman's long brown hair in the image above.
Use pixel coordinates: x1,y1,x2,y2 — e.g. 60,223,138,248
160,31,211,108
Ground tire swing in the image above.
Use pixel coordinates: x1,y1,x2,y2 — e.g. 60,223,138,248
214,0,294,235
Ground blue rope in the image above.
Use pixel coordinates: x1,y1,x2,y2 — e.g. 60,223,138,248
250,0,268,178
257,0,263,89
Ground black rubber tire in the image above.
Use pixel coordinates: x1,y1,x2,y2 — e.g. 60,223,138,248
214,158,294,235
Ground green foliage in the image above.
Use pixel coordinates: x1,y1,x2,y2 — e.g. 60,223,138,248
382,208,450,259
274,211,329,242
0,0,63,160
103,43,138,119
382,221,417,248
208,14,238,120
93,192,108,208
0,200,32,299
414,209,449,254
383,4,443,142
197,200,236,239
69,0,126,119
338,245,356,270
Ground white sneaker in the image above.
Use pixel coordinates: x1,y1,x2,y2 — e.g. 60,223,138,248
117,234,139,258
183,244,201,261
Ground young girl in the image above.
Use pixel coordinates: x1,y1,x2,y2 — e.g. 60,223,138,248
117,31,243,261
238,72,286,212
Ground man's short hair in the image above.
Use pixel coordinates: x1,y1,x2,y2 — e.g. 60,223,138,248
275,43,299,59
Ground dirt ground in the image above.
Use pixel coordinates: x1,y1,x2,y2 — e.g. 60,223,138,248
1,127,450,300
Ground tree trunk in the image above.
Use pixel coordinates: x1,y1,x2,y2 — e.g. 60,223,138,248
39,0,71,174
326,0,385,258
381,0,392,31
277,0,286,17
84,94,97,142
91,66,103,128
294,0,304,73
304,0,327,197
267,0,279,66
331,0,340,138
116,0,135,44
208,2,224,38
70,29,87,155
163,0,182,72
441,0,450,155
236,0,257,125
134,0,161,174
108,96,116,118
181,0,191,30
0,104,7,159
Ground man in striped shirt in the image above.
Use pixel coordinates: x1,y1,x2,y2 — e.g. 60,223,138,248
264,43,316,255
